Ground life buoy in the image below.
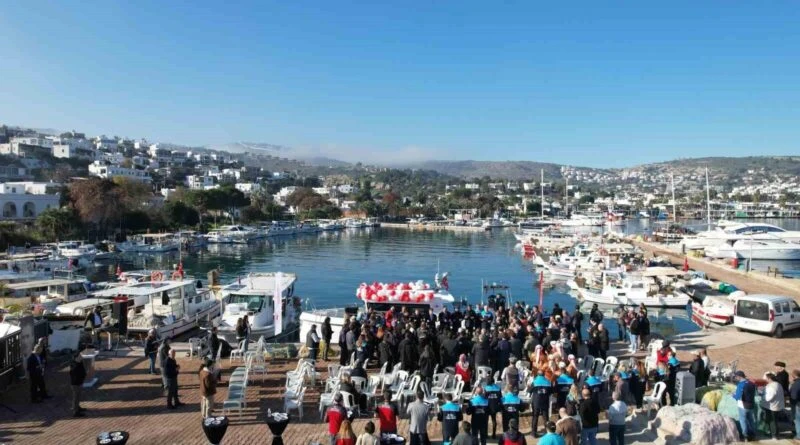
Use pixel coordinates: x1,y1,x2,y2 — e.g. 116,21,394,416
151,271,164,282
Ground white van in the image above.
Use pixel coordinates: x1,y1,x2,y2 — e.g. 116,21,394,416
733,294,800,338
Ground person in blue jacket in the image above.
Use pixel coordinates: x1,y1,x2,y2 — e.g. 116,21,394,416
584,369,603,409
501,387,526,433
529,370,553,438
732,370,756,442
555,367,575,410
437,393,463,444
667,352,680,406
467,386,490,445
482,376,503,439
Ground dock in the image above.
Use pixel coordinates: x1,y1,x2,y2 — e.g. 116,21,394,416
633,239,800,299
380,222,489,232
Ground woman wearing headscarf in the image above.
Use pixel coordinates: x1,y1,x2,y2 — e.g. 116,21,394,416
455,353,472,390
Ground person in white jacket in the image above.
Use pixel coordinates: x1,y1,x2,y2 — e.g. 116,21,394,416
762,372,785,440
355,421,378,445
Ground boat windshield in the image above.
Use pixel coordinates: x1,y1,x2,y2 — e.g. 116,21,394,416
228,294,265,312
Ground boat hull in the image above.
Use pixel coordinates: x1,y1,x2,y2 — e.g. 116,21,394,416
579,289,690,308
691,302,732,325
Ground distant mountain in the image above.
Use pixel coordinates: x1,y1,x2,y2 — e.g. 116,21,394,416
208,142,352,167
403,160,600,180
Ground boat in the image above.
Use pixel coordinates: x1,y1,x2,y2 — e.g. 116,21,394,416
117,234,180,253
558,213,604,227
3,277,93,311
678,281,742,325
263,221,298,237
578,270,691,308
705,239,800,260
319,219,344,231
217,225,257,243
215,272,300,344
680,222,800,251
299,275,455,343
297,221,322,234
56,241,97,264
95,279,220,339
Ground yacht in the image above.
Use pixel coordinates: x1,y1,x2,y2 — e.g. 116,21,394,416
319,219,344,231
215,272,300,344
218,225,257,243
263,221,297,237
680,222,800,250
705,239,800,260
299,276,455,342
297,221,322,234
205,230,235,244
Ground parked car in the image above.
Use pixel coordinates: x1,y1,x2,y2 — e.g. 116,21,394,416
733,294,800,338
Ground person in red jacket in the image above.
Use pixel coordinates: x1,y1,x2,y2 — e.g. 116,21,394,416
656,341,671,366
375,389,399,434
326,393,348,445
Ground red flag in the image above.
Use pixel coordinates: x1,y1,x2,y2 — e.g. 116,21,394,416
683,256,689,272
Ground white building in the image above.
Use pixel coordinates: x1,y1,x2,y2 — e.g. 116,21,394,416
52,138,96,160
88,161,152,182
337,184,356,194
0,182,60,220
0,137,54,157
94,136,118,151
465,183,480,190
235,182,262,195
185,175,215,190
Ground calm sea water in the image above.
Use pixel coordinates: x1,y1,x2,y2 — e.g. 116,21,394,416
89,226,705,337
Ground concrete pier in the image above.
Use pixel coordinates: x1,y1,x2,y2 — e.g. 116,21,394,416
380,222,489,232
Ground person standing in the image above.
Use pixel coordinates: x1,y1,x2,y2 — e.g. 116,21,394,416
69,352,87,417
335,419,357,445
530,370,553,438
164,349,182,409
555,408,580,445
326,394,348,445
596,323,609,360
467,386,490,445
762,372,785,440
406,389,430,445
84,306,104,349
483,376,503,439
321,317,333,361
375,390,399,435
307,324,320,361
207,327,220,360
355,421,378,445
628,312,640,354
437,393,463,444
607,391,627,445
241,315,251,353
774,361,790,394
145,331,159,375
501,387,525,434
732,371,756,442
689,350,706,387
579,388,599,445
27,345,49,403
789,369,800,441
537,421,563,445
199,358,217,418
158,338,171,388
498,418,527,445
451,421,475,445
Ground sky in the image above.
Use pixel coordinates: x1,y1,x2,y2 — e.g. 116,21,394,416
1,1,799,168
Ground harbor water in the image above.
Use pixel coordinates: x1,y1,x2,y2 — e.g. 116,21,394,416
89,226,702,338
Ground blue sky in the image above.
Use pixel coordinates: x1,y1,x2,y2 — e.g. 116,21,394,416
1,1,799,167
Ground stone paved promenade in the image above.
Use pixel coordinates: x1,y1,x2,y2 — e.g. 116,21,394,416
1,332,798,444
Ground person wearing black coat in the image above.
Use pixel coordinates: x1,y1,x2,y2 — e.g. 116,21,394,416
69,353,86,416
207,327,220,360
339,326,350,366
419,341,436,387
495,335,511,374
163,349,183,409
378,338,393,369
473,336,490,369
399,332,418,372
509,334,523,361
440,332,459,368
321,317,333,361
597,324,610,360
689,351,707,387
27,345,49,403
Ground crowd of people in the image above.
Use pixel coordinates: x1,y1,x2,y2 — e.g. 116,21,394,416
315,299,799,444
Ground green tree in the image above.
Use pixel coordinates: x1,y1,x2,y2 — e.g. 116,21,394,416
163,200,200,228
36,207,82,241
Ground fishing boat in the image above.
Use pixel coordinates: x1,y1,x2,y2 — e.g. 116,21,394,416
117,234,180,253
299,274,455,343
56,241,97,264
93,279,220,339
578,269,691,308
205,230,235,244
558,213,604,227
215,272,300,344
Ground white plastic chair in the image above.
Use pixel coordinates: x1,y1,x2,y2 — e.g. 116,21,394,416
401,375,422,409
340,390,359,417
319,381,340,420
389,371,410,394
643,381,667,417
364,375,382,410
284,386,306,420
419,382,439,417
591,358,605,376
477,366,493,383
581,355,595,372
605,356,619,371
229,340,247,363
246,354,267,380
188,337,203,359
351,376,368,394
431,373,450,396
445,380,464,402
600,363,616,382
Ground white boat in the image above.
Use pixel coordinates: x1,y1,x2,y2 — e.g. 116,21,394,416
117,234,180,253
705,239,800,260
681,222,800,250
297,221,322,234
98,280,220,339
205,230,235,244
299,276,455,343
263,221,298,237
319,219,344,231
56,241,97,264
691,298,736,325
578,270,691,308
217,225,257,243
345,218,367,229
215,272,300,344
6,278,92,308
558,213,605,227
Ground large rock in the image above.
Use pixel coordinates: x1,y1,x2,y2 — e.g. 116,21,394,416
650,403,740,445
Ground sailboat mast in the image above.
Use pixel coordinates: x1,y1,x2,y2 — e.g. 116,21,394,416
540,169,544,218
671,173,677,223
705,167,711,230
565,171,569,216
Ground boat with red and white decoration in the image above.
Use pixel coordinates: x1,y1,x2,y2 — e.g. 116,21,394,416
298,274,455,343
